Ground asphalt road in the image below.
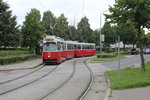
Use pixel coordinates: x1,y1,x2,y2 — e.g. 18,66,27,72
102,54,150,70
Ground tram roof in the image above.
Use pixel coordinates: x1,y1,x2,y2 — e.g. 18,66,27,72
44,35,65,43
80,42,95,45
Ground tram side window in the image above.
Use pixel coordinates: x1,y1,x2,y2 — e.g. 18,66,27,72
82,45,86,50
89,45,92,49
62,43,66,50
92,45,95,49
85,45,88,49
67,44,74,50
57,42,61,51
75,45,77,50
72,44,75,50
78,45,81,50
67,44,71,50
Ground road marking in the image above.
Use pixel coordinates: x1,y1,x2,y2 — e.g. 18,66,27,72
0,71,12,75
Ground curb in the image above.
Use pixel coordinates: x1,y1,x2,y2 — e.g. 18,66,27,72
103,72,111,100
0,63,43,71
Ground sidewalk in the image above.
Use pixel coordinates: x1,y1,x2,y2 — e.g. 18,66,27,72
0,59,43,71
109,86,150,100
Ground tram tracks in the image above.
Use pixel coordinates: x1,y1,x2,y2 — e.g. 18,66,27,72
0,64,45,85
37,59,77,100
0,64,59,96
78,59,94,100
0,58,94,100
37,58,94,100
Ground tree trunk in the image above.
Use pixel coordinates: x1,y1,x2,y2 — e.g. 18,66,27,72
123,43,125,49
137,25,146,73
133,44,134,48
139,43,145,73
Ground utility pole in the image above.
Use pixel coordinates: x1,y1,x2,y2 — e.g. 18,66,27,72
100,10,108,56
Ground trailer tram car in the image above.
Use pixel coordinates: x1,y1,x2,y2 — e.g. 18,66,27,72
42,35,66,63
81,43,96,56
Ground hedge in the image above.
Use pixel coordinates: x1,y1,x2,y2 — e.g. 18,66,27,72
0,47,28,51
0,50,30,57
97,54,116,58
0,54,39,65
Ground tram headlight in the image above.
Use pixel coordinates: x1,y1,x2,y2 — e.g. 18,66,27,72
48,52,51,58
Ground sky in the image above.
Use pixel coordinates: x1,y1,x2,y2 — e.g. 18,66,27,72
4,0,115,30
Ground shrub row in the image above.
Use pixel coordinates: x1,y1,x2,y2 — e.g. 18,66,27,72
0,54,39,65
0,47,28,51
0,50,30,56
97,54,117,58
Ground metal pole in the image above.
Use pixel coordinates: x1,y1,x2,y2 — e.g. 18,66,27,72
100,13,102,55
100,10,108,56
118,35,120,81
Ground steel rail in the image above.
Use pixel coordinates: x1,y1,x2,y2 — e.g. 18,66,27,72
0,64,59,95
0,64,45,85
37,59,78,100
78,59,94,100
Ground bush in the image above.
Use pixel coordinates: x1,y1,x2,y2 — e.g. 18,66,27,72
0,50,30,56
120,51,129,55
0,47,29,51
0,54,39,65
97,53,116,58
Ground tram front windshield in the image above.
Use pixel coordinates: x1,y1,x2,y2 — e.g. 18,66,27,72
43,42,57,51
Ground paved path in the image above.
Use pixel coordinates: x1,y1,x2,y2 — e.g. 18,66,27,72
110,86,150,100
0,59,42,70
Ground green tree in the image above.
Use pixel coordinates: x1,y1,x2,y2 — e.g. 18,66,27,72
101,22,115,48
114,23,137,48
68,25,77,41
145,33,150,48
42,10,56,35
55,14,70,40
92,29,100,46
77,16,93,42
105,0,150,73
21,9,45,53
0,0,20,47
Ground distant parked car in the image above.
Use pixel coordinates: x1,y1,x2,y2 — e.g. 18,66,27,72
128,48,139,55
143,49,150,54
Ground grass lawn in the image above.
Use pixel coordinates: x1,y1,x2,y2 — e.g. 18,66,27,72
106,62,150,90
91,56,125,62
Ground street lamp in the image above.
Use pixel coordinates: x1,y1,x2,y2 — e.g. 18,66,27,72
100,10,108,55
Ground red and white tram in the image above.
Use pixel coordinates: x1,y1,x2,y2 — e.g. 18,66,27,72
42,35,96,63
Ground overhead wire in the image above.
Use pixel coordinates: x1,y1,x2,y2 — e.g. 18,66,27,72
37,0,47,10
